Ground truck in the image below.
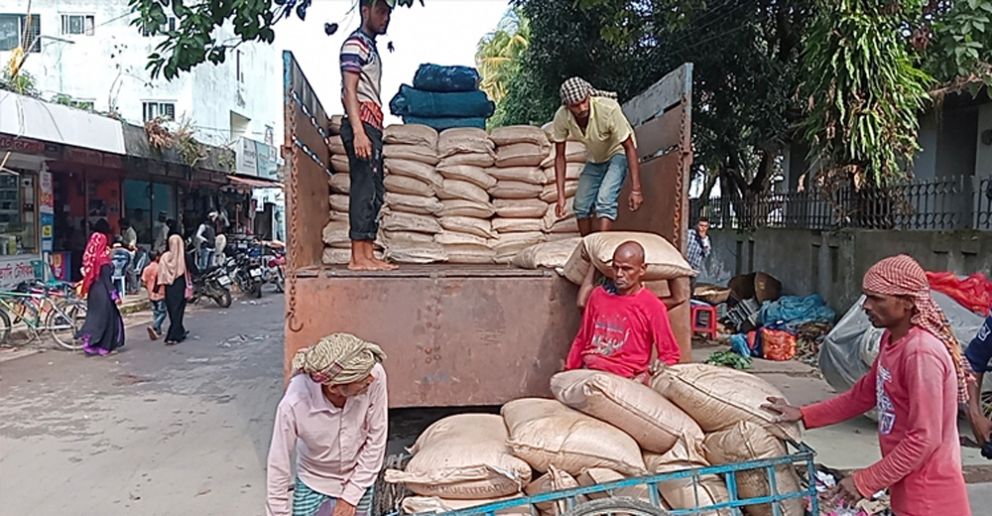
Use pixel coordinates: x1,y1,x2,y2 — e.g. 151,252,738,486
280,50,695,408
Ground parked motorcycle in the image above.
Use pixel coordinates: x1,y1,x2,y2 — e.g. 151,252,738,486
262,243,286,293
185,250,233,308
226,252,263,299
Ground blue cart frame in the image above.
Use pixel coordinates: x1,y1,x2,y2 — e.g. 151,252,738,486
393,441,818,516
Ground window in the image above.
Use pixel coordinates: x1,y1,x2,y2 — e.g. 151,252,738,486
61,14,94,36
141,17,176,37
0,14,41,52
143,101,176,122
0,173,37,256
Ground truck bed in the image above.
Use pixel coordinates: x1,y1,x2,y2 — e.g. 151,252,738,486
296,263,556,279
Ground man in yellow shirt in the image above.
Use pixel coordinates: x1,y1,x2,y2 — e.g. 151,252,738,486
549,77,643,235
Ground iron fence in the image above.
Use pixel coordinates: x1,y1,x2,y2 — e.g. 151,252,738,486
693,175,992,231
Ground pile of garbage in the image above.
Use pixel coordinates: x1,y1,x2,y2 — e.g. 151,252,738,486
385,364,806,516
323,122,590,266
389,64,495,131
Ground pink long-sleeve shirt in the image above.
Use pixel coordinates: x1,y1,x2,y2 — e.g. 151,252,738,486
801,327,970,516
265,364,388,516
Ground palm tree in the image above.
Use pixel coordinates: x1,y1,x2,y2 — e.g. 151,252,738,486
476,8,530,103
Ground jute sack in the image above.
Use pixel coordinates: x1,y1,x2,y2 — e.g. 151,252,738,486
490,125,550,148
321,221,350,248
444,244,496,264
551,370,704,454
439,152,496,168
322,247,349,265
495,199,548,218
385,175,435,197
437,179,491,204
541,141,588,167
380,211,442,234
381,230,435,245
703,422,804,516
438,164,497,190
575,469,650,502
438,128,495,158
386,158,444,190
327,135,346,155
329,173,350,194
492,232,546,263
511,238,581,270
384,144,440,166
542,199,574,231
650,363,802,441
331,155,350,173
543,163,584,183
493,217,545,234
525,466,582,516
401,496,529,515
439,216,496,239
328,210,349,223
561,232,696,284
501,398,647,477
384,241,447,264
546,219,579,235
643,440,732,516
329,194,349,213
488,167,547,185
328,115,343,135
539,181,579,203
384,124,438,148
545,231,581,242
439,199,496,219
385,414,532,499
489,181,544,200
385,193,443,216
436,231,490,247
496,143,549,168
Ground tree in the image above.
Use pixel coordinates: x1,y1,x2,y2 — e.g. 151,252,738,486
129,0,424,80
476,9,530,104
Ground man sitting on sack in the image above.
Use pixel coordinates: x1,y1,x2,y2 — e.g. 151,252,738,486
564,241,681,383
548,77,644,235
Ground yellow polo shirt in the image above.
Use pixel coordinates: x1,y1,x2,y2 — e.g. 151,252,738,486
548,97,635,164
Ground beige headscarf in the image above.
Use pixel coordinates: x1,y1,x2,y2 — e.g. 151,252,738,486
157,234,187,286
292,333,386,385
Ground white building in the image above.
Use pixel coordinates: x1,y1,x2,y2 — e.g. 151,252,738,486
0,0,281,148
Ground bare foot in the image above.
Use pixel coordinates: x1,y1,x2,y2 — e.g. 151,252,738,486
347,258,378,271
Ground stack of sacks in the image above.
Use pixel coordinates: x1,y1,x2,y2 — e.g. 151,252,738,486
381,124,447,264
389,63,494,131
487,126,552,263
435,128,498,263
538,122,586,239
323,128,354,265
384,414,532,512
561,231,696,296
510,238,581,271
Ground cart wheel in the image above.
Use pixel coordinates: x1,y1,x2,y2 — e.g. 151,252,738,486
562,498,670,516
373,453,409,516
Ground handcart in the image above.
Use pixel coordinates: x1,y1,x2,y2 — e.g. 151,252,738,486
378,441,818,516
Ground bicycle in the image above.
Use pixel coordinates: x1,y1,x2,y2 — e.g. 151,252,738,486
0,287,88,351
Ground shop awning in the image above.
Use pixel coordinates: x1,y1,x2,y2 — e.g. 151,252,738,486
228,175,283,189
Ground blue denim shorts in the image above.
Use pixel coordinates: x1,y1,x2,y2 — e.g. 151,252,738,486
573,153,628,221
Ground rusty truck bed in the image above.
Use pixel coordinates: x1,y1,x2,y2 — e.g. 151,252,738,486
296,263,556,279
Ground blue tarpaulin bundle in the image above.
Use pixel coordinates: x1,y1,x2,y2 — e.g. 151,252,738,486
402,116,487,131
413,63,480,92
758,294,836,332
389,84,495,118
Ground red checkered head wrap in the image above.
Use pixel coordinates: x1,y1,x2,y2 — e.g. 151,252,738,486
863,254,969,403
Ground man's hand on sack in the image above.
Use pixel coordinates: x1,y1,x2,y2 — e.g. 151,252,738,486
827,476,863,506
761,396,803,424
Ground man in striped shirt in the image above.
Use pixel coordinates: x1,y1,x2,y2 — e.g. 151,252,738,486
340,0,396,271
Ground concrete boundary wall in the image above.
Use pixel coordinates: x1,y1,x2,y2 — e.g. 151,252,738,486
704,228,992,312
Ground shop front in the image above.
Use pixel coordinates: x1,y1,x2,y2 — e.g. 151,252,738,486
0,149,52,286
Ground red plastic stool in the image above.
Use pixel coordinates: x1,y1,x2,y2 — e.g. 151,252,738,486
690,300,718,340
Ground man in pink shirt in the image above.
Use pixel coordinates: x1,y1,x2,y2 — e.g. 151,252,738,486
266,334,388,516
565,241,681,382
765,255,971,516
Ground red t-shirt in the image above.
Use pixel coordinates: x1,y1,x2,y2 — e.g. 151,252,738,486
565,286,680,379
801,326,970,516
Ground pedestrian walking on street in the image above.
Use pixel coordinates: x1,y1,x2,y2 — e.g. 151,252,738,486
77,232,125,356
266,333,387,516
156,234,191,346
141,250,167,340
764,254,971,516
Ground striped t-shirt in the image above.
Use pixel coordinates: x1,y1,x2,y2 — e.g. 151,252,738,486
339,29,384,129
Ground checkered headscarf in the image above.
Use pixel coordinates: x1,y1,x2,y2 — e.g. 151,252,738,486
863,255,969,403
560,77,617,106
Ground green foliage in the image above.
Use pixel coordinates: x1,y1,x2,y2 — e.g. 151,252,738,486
921,0,992,93
0,68,37,96
801,0,931,188
476,8,530,105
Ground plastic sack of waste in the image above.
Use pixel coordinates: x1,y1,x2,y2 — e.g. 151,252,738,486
403,116,487,131
389,84,495,118
413,63,481,92
758,294,836,332
819,291,986,398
